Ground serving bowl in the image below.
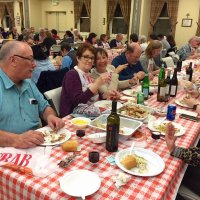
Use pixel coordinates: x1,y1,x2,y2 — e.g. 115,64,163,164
89,114,143,140
87,132,106,143
71,117,91,129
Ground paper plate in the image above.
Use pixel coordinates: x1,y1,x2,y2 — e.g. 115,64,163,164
175,99,193,109
60,170,101,198
115,148,165,177
37,127,71,146
94,100,123,110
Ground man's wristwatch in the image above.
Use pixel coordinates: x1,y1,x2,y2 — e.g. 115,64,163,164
193,104,200,110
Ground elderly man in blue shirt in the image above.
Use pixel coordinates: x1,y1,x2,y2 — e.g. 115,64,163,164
0,41,65,149
111,42,145,81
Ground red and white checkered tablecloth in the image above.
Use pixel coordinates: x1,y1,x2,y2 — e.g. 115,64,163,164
0,91,199,200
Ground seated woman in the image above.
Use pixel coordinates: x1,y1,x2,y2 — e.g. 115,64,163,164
86,32,98,47
31,44,55,84
91,48,144,95
97,34,110,49
60,43,118,117
140,40,162,80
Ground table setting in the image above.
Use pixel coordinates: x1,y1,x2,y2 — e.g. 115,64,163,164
1,66,200,200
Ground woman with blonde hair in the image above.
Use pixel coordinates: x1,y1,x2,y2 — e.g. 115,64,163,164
140,40,162,79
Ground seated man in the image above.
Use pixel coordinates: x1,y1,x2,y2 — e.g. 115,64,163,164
60,42,77,70
176,36,200,60
0,41,64,149
109,33,124,49
111,42,145,81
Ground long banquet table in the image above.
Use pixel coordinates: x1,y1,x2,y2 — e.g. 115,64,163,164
0,90,200,200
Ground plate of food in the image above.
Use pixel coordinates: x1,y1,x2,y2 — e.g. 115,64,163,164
118,103,151,121
115,148,165,177
148,120,186,136
94,100,123,110
122,89,139,97
175,99,193,109
37,127,71,146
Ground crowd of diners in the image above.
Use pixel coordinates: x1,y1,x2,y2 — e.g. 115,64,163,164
0,26,200,198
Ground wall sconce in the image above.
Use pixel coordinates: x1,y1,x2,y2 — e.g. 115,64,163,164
102,18,105,25
70,11,73,14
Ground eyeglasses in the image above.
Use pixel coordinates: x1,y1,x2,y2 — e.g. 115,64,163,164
13,55,35,63
81,55,95,62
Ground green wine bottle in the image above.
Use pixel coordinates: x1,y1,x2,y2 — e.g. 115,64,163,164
106,100,120,152
157,64,166,102
142,73,149,100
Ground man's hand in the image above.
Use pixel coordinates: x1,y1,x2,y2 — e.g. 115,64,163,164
135,71,145,80
47,115,65,131
13,130,44,149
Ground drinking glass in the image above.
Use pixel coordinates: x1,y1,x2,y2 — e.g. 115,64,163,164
88,151,100,164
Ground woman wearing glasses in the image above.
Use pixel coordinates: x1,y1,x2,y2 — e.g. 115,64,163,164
60,43,118,117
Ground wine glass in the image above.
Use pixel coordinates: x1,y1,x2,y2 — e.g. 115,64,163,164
76,129,85,138
88,151,100,164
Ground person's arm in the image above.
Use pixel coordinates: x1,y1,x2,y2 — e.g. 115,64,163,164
165,122,200,166
0,130,44,149
61,56,72,70
170,146,200,166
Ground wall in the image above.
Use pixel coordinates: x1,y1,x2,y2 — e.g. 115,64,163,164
139,0,152,38
175,0,200,48
90,0,107,38
29,0,42,31
13,1,21,32
41,0,74,37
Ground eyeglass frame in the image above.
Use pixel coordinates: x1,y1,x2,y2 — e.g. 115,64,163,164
81,55,95,62
13,54,35,63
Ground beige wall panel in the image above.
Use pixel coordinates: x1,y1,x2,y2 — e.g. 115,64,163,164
91,0,107,38
41,0,74,36
29,0,42,31
175,0,200,48
139,0,151,38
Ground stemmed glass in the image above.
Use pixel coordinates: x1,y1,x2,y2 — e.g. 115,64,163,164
76,129,85,138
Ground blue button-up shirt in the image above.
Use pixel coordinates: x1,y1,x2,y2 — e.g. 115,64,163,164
0,69,49,134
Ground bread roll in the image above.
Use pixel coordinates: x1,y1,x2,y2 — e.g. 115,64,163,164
121,155,137,170
62,140,78,152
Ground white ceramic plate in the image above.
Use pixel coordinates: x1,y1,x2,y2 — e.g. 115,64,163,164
175,99,193,109
94,100,123,110
122,89,139,97
60,170,101,198
115,148,165,177
148,119,186,136
37,127,71,146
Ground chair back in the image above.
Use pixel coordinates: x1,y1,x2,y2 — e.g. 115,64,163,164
162,57,174,68
44,87,62,116
36,67,68,94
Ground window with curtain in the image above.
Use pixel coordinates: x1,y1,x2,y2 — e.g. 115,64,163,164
110,3,128,34
3,7,12,29
153,3,171,35
79,4,90,32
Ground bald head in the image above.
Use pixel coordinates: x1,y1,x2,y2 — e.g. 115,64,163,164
0,41,31,63
126,42,142,54
189,36,200,48
125,42,142,64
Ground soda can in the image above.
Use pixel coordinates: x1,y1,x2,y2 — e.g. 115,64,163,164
137,92,144,105
167,104,176,121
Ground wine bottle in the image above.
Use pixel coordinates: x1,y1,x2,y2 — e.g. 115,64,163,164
170,68,178,97
165,70,171,102
157,64,166,102
186,62,193,82
106,100,120,152
177,55,182,72
142,73,149,100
